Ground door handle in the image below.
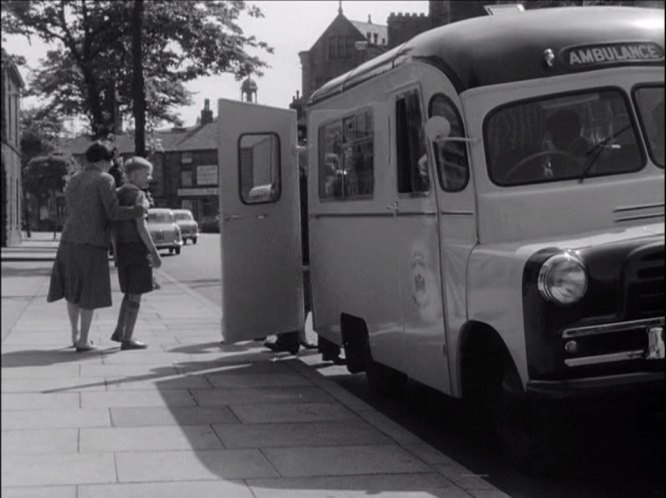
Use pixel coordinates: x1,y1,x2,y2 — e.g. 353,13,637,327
222,214,243,221
256,214,267,220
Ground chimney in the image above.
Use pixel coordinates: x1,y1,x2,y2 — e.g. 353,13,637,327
200,98,214,125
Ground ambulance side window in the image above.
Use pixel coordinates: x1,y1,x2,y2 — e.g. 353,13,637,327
238,133,281,204
396,90,430,194
429,94,469,192
318,110,374,200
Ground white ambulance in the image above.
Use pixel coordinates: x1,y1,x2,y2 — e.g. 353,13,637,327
217,6,664,467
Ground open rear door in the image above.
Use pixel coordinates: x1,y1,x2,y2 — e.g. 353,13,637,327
217,99,303,343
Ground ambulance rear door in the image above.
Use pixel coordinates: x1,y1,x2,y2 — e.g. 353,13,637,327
217,98,303,343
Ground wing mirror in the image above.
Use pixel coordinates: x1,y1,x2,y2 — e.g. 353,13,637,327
425,116,451,142
424,115,479,144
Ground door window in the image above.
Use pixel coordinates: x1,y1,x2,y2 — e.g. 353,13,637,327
396,90,429,194
633,85,664,168
238,133,281,204
429,94,469,192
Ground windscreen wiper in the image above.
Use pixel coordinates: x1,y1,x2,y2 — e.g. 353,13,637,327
578,124,632,183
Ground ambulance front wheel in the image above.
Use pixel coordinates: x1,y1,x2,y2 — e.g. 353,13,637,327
489,360,570,475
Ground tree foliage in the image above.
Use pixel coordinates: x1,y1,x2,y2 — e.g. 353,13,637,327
2,0,273,138
20,106,66,167
22,154,76,202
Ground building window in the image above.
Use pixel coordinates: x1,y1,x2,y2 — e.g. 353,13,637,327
328,35,351,59
396,90,429,194
180,169,192,187
181,152,193,164
318,109,374,200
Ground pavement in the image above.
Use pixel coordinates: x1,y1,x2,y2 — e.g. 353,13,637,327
1,233,507,498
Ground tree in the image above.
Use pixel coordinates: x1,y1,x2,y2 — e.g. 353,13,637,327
131,0,146,156
2,0,273,140
22,154,77,238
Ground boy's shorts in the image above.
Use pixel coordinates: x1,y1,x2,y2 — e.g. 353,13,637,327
116,243,153,295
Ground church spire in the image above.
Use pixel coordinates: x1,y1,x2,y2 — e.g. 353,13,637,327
338,1,343,15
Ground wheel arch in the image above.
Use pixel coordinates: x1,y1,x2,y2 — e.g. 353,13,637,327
458,320,517,399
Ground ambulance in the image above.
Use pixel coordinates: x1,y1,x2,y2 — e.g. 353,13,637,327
217,6,664,466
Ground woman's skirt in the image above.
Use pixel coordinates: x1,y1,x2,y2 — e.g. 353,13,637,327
47,242,112,309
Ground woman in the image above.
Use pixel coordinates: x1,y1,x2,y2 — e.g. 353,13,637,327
47,141,148,352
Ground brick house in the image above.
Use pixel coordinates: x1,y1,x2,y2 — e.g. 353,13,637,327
1,49,25,247
58,100,220,227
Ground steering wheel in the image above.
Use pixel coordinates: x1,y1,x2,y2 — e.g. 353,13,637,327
503,150,581,182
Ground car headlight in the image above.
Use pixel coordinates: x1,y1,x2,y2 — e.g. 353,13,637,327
537,252,588,305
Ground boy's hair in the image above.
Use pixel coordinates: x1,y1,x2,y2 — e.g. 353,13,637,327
124,156,153,176
85,141,115,163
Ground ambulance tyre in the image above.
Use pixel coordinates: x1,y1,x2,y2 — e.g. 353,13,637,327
489,359,568,475
192,237,198,245
175,246,181,255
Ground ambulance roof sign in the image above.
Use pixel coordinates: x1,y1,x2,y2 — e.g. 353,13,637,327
561,42,664,69
484,4,524,15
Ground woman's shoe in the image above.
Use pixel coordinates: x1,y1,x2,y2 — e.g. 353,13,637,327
121,339,148,350
110,331,123,343
75,341,97,353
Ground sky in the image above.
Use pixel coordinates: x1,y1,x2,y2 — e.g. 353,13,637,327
3,0,429,133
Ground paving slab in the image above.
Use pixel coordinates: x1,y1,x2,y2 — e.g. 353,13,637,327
0,486,77,498
114,449,278,481
110,405,240,427
247,473,471,498
1,452,116,487
1,392,80,410
213,420,393,449
80,389,196,408
1,429,78,454
2,408,111,430
262,444,430,477
230,402,357,424
79,425,223,452
191,386,334,406
204,372,310,388
78,480,255,498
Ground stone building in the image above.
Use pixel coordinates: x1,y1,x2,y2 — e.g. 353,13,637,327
290,2,389,136
1,50,25,247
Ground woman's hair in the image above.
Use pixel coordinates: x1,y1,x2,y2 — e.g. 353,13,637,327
124,156,153,175
85,141,115,163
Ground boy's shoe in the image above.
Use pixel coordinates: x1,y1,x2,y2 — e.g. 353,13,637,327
110,331,123,343
121,340,148,350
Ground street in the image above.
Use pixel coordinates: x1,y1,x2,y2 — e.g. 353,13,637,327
160,234,665,498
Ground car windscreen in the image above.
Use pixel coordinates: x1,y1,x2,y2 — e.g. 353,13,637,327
173,212,193,221
148,212,173,223
633,85,664,168
485,88,644,186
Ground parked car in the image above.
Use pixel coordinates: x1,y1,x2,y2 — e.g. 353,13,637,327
147,208,182,255
172,209,199,244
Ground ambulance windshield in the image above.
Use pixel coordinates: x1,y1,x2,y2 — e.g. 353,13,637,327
485,89,645,186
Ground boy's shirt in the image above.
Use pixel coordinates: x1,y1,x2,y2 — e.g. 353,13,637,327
112,183,149,266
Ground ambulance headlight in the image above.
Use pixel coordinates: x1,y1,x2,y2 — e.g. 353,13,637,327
537,252,588,305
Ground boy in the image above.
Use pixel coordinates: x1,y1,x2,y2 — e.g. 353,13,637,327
110,156,162,350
